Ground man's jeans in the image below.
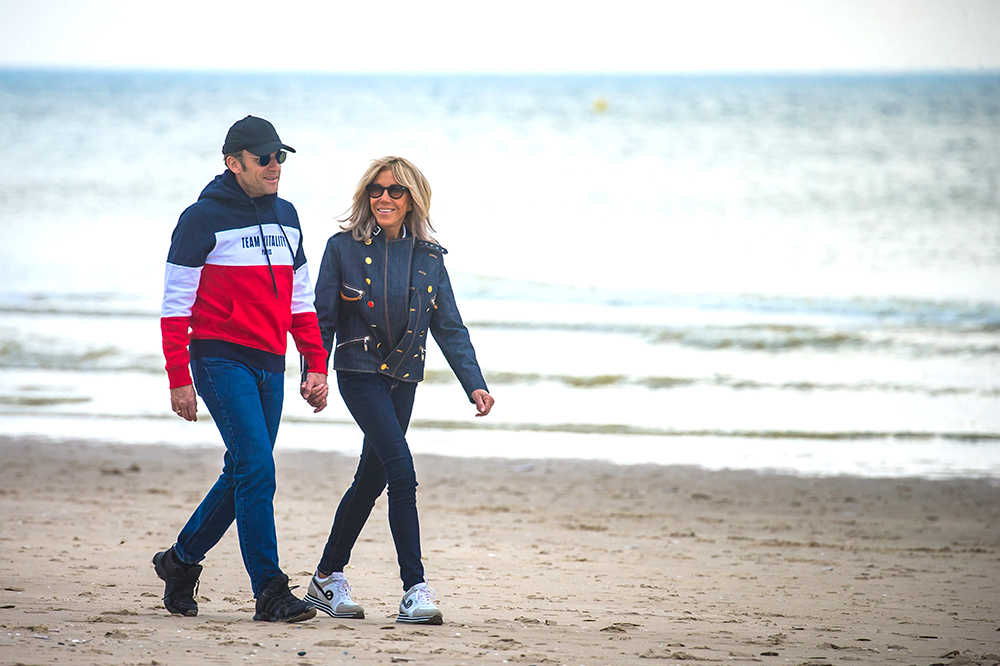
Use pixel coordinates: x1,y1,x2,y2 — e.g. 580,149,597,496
174,357,284,596
318,371,424,590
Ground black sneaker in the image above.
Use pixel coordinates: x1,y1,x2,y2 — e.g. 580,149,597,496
152,547,202,617
253,573,317,623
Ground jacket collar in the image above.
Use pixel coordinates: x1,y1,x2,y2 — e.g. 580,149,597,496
370,224,447,254
371,224,410,242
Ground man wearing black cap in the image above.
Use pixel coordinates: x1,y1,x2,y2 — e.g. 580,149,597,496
154,116,329,623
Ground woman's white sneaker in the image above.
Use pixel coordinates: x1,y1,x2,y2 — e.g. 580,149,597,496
304,572,365,619
397,582,443,625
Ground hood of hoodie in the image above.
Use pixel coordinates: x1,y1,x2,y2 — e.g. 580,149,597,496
198,169,278,209
198,169,286,298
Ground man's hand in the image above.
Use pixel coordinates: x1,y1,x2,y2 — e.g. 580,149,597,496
171,384,198,422
471,389,494,417
300,372,329,413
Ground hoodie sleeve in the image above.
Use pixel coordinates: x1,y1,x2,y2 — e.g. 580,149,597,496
288,239,328,375
160,206,213,389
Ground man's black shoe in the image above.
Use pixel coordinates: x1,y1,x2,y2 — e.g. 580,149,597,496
253,573,316,623
152,547,202,617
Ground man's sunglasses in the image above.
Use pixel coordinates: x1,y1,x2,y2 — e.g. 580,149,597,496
366,183,408,199
248,150,287,167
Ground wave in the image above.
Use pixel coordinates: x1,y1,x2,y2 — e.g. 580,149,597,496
0,296,155,318
4,320,993,364
0,395,91,407
648,325,1000,356
2,289,1000,373
0,346,995,398
4,285,1000,324
455,278,1000,324
9,409,1000,443
424,370,1000,397
456,320,1000,357
397,421,1000,443
0,340,163,373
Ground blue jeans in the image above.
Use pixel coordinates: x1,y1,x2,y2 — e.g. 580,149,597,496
173,357,284,596
318,371,423,590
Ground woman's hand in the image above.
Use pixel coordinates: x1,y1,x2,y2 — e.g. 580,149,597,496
471,389,494,417
300,372,329,413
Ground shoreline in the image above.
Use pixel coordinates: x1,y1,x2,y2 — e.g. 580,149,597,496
1,416,998,480
1,435,999,665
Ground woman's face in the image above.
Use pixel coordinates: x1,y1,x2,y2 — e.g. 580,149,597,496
369,169,412,235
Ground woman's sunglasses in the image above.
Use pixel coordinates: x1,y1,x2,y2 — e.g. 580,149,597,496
366,183,408,199
249,150,287,167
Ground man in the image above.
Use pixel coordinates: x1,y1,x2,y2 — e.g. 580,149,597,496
155,115,329,623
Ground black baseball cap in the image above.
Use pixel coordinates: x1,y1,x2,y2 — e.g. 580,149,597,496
222,115,296,156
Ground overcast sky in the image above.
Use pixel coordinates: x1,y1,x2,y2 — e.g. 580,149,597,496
1,0,998,74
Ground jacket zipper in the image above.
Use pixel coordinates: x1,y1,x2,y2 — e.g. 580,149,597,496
336,335,370,352
341,284,364,301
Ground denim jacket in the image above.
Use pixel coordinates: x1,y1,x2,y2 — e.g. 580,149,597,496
313,226,488,399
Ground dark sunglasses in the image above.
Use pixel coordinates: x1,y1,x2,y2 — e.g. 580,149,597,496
248,150,287,167
366,183,408,199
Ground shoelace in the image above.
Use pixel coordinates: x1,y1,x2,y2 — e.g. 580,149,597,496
166,579,198,602
270,585,304,613
411,585,436,605
335,578,353,599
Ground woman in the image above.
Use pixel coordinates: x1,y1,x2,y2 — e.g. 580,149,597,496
304,156,494,625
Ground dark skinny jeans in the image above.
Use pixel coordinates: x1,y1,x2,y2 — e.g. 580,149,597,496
317,371,424,590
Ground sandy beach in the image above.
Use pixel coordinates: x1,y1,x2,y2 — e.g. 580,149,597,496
1,434,998,665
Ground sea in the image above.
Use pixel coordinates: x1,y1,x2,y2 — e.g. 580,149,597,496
1,70,998,478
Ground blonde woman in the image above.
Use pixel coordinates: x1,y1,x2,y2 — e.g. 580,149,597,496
305,157,494,625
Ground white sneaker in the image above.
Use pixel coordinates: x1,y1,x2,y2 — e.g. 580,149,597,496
304,572,365,619
397,582,443,625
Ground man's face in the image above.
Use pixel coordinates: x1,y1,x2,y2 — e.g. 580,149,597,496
229,150,281,198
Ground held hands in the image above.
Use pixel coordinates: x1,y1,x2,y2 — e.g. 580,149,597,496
171,373,328,420
300,372,329,413
170,385,198,422
471,389,494,417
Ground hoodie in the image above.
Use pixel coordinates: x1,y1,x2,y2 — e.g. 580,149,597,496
160,169,327,389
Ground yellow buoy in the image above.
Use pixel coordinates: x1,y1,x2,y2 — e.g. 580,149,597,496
592,97,609,113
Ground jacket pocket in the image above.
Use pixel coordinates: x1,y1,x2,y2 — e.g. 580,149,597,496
340,283,365,301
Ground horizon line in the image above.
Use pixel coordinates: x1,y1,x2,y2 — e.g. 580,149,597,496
2,65,1000,78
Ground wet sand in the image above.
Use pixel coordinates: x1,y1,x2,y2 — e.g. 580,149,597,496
1,435,998,665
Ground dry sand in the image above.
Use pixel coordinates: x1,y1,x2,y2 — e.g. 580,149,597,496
1,434,998,665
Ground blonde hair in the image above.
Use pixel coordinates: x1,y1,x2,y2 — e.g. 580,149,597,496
340,156,435,242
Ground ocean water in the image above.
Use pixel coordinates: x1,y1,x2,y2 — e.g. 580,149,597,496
1,70,999,478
